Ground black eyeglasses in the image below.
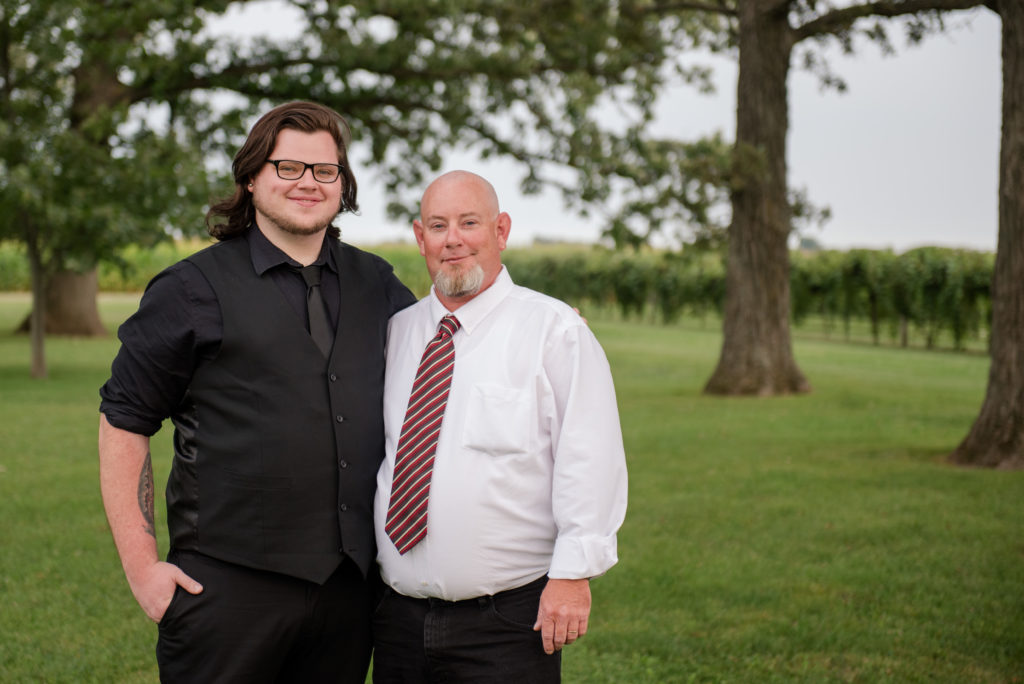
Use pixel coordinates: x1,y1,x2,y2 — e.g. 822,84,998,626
266,159,343,183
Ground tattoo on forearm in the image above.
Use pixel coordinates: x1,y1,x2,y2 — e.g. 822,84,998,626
137,451,155,539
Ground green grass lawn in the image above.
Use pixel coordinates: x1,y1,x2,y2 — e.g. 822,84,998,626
0,293,1021,683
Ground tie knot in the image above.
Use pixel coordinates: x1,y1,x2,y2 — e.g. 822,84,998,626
299,264,322,288
438,315,460,339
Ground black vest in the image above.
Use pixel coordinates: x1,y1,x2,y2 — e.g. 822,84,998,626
165,236,396,583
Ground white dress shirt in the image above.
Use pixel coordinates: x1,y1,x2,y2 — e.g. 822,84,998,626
375,267,628,600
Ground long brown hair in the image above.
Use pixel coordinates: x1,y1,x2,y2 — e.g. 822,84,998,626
206,101,358,240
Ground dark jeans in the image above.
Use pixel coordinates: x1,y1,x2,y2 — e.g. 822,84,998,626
371,575,560,684
156,550,373,684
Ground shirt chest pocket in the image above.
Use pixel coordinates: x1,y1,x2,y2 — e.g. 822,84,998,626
462,383,532,456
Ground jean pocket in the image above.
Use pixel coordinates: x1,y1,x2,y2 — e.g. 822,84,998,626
372,586,393,617
490,588,542,632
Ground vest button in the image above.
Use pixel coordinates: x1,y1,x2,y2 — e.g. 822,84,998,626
330,373,338,381
336,415,344,423
339,460,348,469
339,503,349,511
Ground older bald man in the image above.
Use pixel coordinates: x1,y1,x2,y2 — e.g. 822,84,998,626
372,171,628,683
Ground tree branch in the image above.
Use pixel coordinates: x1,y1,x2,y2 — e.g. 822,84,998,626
125,49,614,109
644,1,737,15
794,0,987,41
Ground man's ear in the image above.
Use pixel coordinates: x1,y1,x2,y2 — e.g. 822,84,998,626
496,212,511,251
413,219,427,256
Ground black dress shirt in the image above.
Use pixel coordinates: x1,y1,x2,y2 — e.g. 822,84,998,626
100,227,414,436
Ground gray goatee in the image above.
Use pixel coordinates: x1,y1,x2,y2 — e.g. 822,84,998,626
434,263,485,298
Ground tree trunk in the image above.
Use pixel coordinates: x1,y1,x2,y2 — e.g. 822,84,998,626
704,0,810,396
951,2,1024,470
25,220,47,379
869,294,880,345
15,267,107,337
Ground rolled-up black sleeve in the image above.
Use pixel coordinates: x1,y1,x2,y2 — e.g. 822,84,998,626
99,261,221,436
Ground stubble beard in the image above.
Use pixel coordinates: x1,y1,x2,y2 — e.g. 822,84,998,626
253,195,340,237
434,263,485,299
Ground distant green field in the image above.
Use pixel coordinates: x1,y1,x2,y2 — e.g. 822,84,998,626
0,294,1021,682
0,238,994,354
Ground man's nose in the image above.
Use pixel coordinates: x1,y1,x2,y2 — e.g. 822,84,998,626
444,226,463,245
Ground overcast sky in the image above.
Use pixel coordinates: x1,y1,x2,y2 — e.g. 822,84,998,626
215,3,1002,253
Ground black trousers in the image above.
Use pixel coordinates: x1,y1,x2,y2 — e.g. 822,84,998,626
371,575,560,684
156,550,373,684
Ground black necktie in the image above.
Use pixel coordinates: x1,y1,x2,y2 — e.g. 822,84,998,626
299,264,332,357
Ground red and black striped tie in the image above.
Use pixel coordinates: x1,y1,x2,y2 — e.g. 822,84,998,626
385,314,461,554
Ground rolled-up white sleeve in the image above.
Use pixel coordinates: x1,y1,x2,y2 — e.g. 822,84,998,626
544,319,628,579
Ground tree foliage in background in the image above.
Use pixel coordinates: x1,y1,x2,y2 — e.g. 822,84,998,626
0,1,238,376
790,247,993,350
0,0,715,376
3,238,979,351
4,1,1017,468
506,245,995,352
608,0,990,397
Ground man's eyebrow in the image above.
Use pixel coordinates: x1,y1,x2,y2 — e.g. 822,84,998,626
424,212,484,222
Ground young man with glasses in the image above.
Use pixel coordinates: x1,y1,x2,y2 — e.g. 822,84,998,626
99,101,415,682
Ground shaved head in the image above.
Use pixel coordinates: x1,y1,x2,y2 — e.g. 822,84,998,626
420,171,500,220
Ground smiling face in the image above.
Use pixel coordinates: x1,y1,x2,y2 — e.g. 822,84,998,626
413,171,511,310
250,128,344,241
